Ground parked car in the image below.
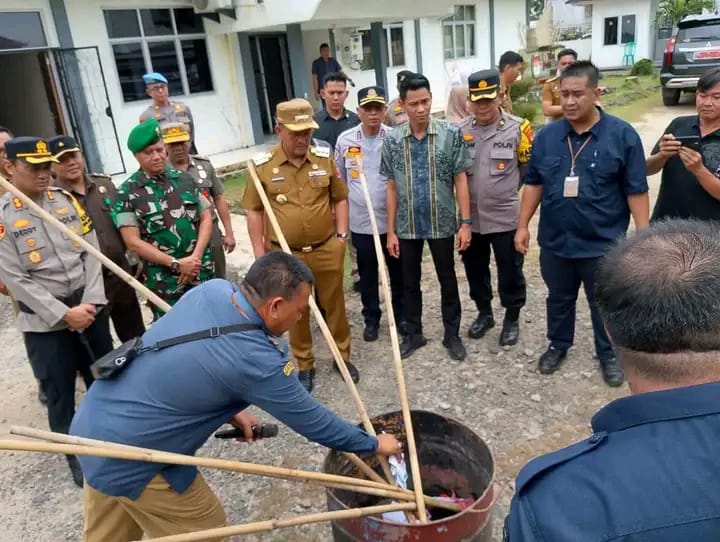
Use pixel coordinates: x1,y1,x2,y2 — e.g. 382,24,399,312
661,12,720,106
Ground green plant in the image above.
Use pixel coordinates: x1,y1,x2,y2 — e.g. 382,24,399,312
656,0,716,26
512,102,541,124
510,78,536,102
630,58,656,76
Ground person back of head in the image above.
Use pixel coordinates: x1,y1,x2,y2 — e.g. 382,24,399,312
596,219,720,391
241,252,314,336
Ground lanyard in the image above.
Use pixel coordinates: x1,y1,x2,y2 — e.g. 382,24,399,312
566,134,593,176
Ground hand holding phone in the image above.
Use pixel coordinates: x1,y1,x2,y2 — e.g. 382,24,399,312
673,135,701,152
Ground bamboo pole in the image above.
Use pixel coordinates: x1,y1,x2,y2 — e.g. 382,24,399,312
0,177,171,312
356,166,427,521
9,426,460,513
137,503,417,542
244,162,399,492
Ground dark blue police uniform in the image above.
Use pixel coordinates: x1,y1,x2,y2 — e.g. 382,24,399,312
524,110,647,359
505,381,720,541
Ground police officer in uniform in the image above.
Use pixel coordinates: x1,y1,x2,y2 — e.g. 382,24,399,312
161,123,236,279
542,49,577,124
0,137,113,486
459,70,533,346
112,119,214,318
505,219,720,540
48,135,146,342
384,71,414,127
139,72,197,153
243,98,357,393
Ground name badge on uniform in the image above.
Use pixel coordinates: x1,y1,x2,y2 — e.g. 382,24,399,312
308,170,327,177
564,176,579,198
271,176,285,182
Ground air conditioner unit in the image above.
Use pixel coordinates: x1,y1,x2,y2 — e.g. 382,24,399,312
192,0,234,13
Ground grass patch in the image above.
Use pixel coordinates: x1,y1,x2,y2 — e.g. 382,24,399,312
222,170,248,211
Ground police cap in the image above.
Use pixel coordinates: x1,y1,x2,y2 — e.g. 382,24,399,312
358,86,387,107
47,135,81,159
5,137,58,164
468,69,501,101
161,122,191,144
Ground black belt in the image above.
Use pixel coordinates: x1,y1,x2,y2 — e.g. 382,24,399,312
273,235,332,253
18,288,84,315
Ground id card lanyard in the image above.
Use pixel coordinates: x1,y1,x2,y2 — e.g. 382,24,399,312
564,134,592,198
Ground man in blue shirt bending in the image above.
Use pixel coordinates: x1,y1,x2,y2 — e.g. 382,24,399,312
70,251,401,542
505,219,720,540
515,61,649,387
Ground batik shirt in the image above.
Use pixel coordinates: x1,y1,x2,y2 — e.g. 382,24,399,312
380,118,471,239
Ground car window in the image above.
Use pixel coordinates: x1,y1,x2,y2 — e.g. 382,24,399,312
678,23,720,42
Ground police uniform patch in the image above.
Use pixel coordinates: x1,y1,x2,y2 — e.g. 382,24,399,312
28,251,41,264
310,146,330,158
497,162,506,170
55,207,69,216
64,192,93,234
463,133,475,143
26,238,36,248
350,169,360,179
283,361,295,376
12,198,22,209
13,218,29,228
46,191,54,201
0,224,5,241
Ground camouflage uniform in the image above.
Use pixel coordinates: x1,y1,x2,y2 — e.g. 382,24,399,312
112,165,214,313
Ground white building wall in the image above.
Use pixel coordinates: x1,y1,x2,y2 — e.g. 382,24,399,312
590,0,651,69
63,0,253,175
548,0,588,27
492,0,527,62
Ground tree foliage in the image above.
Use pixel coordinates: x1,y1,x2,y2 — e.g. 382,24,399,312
657,0,717,26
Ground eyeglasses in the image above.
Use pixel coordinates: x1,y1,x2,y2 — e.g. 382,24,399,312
147,84,168,92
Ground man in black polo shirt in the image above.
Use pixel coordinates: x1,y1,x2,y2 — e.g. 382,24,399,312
648,68,720,221
314,72,360,150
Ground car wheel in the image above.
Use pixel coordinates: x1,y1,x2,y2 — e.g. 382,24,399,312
662,88,681,106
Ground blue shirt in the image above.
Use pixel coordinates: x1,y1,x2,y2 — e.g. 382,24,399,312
70,279,377,499
380,119,471,239
505,381,720,541
524,111,647,258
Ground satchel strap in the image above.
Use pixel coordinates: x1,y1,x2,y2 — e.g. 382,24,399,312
138,323,262,353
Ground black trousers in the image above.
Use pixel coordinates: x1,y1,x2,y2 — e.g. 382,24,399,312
105,273,146,343
539,249,614,360
351,232,404,328
461,230,526,321
399,237,461,340
24,310,113,434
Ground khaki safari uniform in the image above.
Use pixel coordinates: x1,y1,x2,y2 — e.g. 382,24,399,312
140,101,197,152
542,76,562,124
500,84,513,114
384,97,408,127
54,173,145,342
0,172,19,315
242,144,351,371
0,187,112,434
185,155,228,279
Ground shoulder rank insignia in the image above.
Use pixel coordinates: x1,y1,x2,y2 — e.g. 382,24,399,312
0,224,5,241
310,146,331,158
253,152,273,166
12,197,22,209
283,360,295,376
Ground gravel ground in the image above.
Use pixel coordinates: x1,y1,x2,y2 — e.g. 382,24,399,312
0,103,691,541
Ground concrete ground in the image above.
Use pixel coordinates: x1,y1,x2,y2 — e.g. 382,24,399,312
0,101,694,541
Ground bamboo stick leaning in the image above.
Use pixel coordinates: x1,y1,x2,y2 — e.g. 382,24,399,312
136,503,417,542
245,162,400,493
356,165,428,521
4,430,460,512
0,177,171,313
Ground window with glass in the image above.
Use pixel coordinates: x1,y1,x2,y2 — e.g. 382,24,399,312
359,24,406,71
443,5,476,60
621,14,636,44
604,16,618,45
0,11,47,49
104,8,213,102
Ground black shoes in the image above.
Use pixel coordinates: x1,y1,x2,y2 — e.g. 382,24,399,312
334,360,360,383
600,357,624,387
499,320,520,346
538,347,568,375
363,325,379,342
67,455,83,488
37,382,47,405
468,313,495,339
400,334,427,359
298,369,315,393
443,336,467,361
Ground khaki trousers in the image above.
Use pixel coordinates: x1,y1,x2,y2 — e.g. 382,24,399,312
83,473,227,542
284,237,351,370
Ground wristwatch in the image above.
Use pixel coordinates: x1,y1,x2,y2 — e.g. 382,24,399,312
170,258,180,273
336,232,349,240
460,218,472,226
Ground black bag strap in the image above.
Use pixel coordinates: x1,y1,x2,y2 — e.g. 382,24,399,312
138,323,261,354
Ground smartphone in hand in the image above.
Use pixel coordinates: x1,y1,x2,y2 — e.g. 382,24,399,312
674,135,701,152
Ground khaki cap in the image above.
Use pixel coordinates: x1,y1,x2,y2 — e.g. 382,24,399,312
161,122,191,144
276,99,319,132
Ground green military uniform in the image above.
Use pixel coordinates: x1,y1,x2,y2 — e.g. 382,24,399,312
114,121,214,315
242,100,351,372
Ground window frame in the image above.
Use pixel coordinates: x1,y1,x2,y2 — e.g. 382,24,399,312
620,14,636,44
442,4,477,60
358,22,406,72
104,7,214,103
603,16,619,46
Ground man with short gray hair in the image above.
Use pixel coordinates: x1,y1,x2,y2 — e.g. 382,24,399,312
505,219,720,540
71,251,402,542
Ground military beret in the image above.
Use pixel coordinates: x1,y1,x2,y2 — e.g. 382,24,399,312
143,72,168,85
127,118,161,153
